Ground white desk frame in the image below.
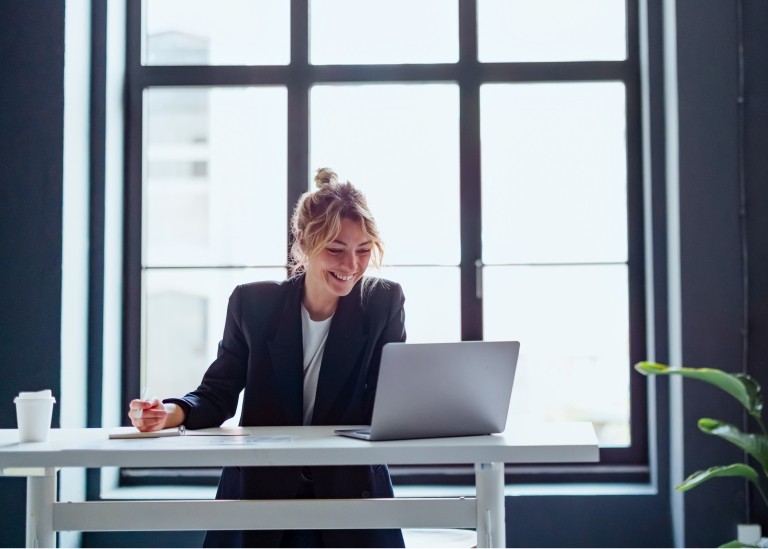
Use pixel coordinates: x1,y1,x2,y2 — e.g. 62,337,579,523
0,423,598,548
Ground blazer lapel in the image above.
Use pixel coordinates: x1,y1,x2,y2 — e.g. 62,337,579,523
265,277,304,424
311,287,369,424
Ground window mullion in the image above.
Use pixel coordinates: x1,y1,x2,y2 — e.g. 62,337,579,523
459,82,483,342
287,0,310,265
459,0,483,341
123,0,144,409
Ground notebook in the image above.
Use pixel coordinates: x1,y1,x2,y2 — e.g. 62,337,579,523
108,426,248,439
335,340,520,441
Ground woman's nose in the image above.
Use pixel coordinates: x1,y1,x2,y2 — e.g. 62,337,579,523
342,251,357,271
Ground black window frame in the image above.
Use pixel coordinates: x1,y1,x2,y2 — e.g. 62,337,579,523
119,0,646,487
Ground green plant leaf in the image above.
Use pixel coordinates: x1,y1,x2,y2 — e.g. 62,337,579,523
634,362,764,421
676,463,760,492
719,541,758,548
736,372,765,417
698,418,768,475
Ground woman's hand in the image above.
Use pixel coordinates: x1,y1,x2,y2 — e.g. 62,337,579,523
128,398,183,432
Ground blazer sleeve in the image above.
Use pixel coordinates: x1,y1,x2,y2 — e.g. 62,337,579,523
164,285,249,429
363,282,406,419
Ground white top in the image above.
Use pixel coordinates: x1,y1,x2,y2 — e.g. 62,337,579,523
301,304,333,425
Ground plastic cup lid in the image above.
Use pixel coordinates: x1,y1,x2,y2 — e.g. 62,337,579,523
15,389,55,402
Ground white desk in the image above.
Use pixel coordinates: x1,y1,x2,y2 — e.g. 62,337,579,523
0,423,598,548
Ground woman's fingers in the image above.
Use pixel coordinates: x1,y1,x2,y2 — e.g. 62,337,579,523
128,398,167,431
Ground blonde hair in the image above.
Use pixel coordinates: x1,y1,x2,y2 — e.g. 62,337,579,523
289,168,384,278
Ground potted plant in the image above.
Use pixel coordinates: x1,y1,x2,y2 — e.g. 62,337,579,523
635,361,768,548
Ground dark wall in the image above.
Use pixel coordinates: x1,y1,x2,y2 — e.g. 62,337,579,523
0,2,65,548
744,0,768,532
674,0,768,545
676,0,746,546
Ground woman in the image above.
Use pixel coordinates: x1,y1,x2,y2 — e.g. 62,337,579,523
128,168,406,548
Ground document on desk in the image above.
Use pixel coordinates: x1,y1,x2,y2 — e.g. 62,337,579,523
108,426,248,439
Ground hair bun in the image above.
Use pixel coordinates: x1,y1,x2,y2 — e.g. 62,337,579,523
314,167,339,189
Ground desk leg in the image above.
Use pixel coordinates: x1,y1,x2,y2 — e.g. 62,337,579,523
475,462,505,548
26,469,56,548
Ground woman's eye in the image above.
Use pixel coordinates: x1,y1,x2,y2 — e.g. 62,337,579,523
358,249,371,255
327,248,342,255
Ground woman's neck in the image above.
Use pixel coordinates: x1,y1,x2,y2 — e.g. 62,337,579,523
302,278,338,321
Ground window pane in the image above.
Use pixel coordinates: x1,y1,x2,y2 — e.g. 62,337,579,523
310,0,458,65
481,82,627,264
310,84,460,266
477,0,626,62
143,87,287,267
378,267,461,344
143,267,287,426
144,0,289,65
483,265,630,447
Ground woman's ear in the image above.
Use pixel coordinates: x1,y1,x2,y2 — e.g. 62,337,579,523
296,230,304,247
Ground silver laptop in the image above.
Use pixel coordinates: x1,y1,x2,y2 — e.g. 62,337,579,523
335,340,520,441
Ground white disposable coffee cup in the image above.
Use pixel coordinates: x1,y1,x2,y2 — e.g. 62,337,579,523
14,390,56,443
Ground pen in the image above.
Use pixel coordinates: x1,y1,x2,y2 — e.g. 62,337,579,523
135,387,151,420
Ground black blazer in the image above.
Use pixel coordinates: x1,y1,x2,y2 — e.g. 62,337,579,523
166,274,406,548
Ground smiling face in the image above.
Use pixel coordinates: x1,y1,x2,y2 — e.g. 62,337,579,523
304,217,372,311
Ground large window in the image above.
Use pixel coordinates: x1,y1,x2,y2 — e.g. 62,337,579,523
124,0,645,478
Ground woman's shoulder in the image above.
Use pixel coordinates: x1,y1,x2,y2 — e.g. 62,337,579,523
361,276,405,306
233,275,302,302
363,275,400,290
